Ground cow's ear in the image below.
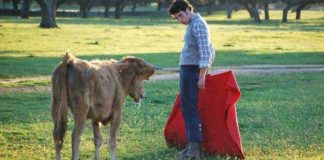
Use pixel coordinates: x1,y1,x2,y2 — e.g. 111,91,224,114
116,61,130,73
135,60,155,80
146,67,155,78
121,56,136,63
138,66,155,80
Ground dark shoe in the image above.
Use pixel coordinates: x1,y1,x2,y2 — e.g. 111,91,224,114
179,146,189,160
179,147,189,156
188,142,200,160
179,142,201,160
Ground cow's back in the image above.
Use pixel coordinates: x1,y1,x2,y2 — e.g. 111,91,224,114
66,59,124,122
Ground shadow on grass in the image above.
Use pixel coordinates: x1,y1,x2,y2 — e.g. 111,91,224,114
0,92,51,124
121,148,236,160
121,149,176,160
0,50,323,78
0,50,27,55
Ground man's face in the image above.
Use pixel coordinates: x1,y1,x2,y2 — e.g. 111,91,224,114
173,9,190,25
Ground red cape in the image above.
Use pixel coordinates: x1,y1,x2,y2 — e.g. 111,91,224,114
164,70,245,159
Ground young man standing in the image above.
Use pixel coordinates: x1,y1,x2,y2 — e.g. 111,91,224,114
168,0,215,159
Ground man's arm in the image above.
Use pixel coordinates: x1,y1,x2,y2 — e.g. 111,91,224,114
198,67,209,89
192,22,213,89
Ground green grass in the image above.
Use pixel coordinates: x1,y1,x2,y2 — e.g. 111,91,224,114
0,72,323,159
0,10,323,159
1,10,324,78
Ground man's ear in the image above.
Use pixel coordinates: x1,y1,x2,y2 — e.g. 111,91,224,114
185,8,190,14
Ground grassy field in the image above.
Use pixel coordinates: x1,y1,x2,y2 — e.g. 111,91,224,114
0,10,324,78
0,73,323,159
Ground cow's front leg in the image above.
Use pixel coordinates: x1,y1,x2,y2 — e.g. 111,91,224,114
109,112,121,160
72,119,86,160
92,121,102,160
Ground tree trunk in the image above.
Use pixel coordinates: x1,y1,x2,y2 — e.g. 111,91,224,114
227,8,233,19
35,0,58,28
296,7,301,20
12,0,20,11
242,2,253,18
20,0,32,18
79,5,87,18
282,2,295,23
264,2,270,20
206,0,215,15
296,1,312,20
121,4,125,12
131,1,136,12
225,0,233,19
103,0,110,18
251,1,261,23
78,0,90,18
157,0,162,11
55,0,65,10
115,0,123,19
282,6,290,23
86,0,94,15
282,1,301,23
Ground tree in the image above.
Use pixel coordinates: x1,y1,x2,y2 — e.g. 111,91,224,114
295,0,323,20
21,0,32,18
260,0,278,20
20,0,58,27
281,0,305,23
238,0,254,18
157,0,172,11
78,0,91,18
249,0,261,23
296,0,312,20
10,0,20,11
103,0,111,17
35,0,58,28
115,0,123,19
156,0,164,11
56,0,64,9
206,0,217,15
222,0,239,19
262,0,271,20
225,0,235,19
237,0,262,23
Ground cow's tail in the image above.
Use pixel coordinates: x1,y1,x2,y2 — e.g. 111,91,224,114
51,52,75,159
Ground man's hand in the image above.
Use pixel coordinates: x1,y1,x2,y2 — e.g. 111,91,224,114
198,67,209,90
198,77,206,90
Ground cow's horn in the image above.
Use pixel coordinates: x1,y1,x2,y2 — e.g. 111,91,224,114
145,62,163,70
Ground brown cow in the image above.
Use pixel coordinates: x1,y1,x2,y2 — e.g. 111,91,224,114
51,53,155,160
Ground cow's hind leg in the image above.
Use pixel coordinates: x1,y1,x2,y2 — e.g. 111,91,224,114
71,118,86,160
92,121,102,160
71,111,87,160
70,92,91,160
108,112,121,160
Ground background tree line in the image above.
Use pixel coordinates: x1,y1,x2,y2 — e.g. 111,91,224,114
0,0,323,28
220,0,324,23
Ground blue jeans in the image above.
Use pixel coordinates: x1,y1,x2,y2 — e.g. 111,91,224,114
180,65,203,143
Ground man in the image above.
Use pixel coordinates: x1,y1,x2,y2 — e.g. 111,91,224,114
168,0,215,159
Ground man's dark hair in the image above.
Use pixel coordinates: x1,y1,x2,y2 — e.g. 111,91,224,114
168,0,194,15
